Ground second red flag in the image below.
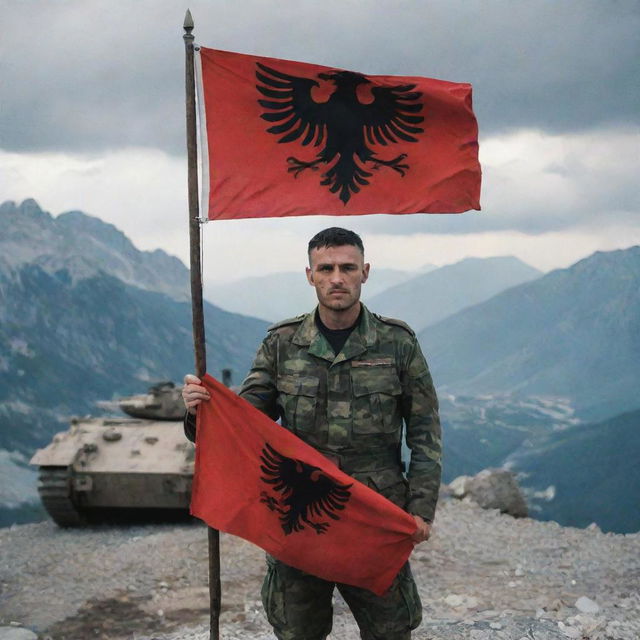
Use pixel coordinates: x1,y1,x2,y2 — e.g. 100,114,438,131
190,374,417,596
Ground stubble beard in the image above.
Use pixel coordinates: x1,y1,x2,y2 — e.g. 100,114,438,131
324,300,353,312
319,288,360,313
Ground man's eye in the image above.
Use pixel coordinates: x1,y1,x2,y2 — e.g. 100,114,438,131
319,266,332,272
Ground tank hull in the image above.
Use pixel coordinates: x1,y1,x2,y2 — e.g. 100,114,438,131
31,416,194,527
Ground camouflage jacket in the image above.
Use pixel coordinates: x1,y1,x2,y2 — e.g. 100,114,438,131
239,304,442,522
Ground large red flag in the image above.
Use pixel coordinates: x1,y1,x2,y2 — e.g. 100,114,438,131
190,374,417,596
195,47,481,220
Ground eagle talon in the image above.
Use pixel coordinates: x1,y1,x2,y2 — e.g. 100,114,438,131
287,156,323,178
260,491,278,511
309,521,329,535
370,154,410,176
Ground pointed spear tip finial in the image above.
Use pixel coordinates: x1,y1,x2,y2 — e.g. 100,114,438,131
184,9,194,31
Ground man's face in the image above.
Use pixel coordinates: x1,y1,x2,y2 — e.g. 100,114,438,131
306,244,370,313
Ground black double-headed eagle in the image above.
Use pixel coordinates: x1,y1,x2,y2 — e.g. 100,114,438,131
259,443,352,535
256,63,425,204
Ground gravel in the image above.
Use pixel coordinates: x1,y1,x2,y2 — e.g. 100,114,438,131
1,499,638,640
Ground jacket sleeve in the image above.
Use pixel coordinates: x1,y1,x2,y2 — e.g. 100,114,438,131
184,411,196,443
237,331,281,421
401,338,442,523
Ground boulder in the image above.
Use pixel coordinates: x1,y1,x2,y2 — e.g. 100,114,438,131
449,469,528,518
0,627,38,640
448,475,470,498
574,596,600,614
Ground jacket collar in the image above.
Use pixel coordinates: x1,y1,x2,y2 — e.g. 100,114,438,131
292,303,378,364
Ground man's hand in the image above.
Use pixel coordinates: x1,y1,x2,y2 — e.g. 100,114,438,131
182,374,210,415
411,515,432,545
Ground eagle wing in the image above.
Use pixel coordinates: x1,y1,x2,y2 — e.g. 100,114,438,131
260,444,352,524
260,443,300,495
361,84,425,147
256,63,329,147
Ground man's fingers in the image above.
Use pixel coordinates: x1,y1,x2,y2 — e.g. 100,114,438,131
411,515,432,545
184,386,209,398
181,374,210,411
183,387,210,404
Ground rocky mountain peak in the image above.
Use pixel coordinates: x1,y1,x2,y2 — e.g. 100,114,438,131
0,198,189,301
56,210,136,255
0,199,52,222
570,245,639,278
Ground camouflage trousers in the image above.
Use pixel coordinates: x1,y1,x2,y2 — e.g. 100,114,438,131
261,555,422,640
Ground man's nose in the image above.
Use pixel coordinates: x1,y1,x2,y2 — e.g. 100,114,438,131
329,268,344,284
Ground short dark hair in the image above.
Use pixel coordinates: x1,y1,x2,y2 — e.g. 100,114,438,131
307,227,364,257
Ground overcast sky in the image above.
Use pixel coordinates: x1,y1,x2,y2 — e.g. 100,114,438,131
1,0,639,281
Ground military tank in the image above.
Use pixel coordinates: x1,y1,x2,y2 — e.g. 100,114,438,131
30,382,194,527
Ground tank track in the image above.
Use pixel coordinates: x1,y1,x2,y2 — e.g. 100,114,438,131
37,466,86,527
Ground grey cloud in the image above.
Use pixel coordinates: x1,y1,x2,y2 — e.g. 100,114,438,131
1,0,638,154
351,207,640,238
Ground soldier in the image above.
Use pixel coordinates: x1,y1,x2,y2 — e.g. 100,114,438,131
183,227,441,640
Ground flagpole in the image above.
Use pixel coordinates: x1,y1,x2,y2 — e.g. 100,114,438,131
183,10,221,640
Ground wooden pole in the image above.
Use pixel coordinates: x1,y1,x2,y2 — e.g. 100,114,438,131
183,10,221,640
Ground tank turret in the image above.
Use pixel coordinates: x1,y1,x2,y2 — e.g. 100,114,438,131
118,381,186,420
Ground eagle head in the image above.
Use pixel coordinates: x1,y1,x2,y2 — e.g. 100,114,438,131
318,70,370,88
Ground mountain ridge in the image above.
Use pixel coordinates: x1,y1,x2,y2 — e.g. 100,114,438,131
0,261,268,457
0,199,270,466
510,407,640,534
205,267,424,321
419,245,640,420
0,199,190,301
367,255,542,331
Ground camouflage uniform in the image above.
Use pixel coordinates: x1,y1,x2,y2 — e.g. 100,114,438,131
239,304,441,640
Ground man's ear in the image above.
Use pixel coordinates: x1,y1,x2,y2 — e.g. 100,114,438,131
362,263,370,284
305,266,315,286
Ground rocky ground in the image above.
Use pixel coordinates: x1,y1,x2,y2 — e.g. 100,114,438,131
1,499,638,640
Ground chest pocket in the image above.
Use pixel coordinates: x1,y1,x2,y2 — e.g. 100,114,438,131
276,375,319,432
351,365,402,436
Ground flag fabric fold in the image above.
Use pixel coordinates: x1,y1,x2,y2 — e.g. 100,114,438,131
191,374,417,596
195,47,481,220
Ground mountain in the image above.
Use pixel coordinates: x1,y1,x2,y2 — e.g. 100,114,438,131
436,393,580,482
205,266,429,321
0,199,190,301
0,449,43,527
508,409,640,534
407,391,638,534
0,199,270,522
367,256,541,331
0,260,268,456
419,247,640,421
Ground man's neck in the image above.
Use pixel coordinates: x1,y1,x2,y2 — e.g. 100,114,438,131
317,302,362,330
